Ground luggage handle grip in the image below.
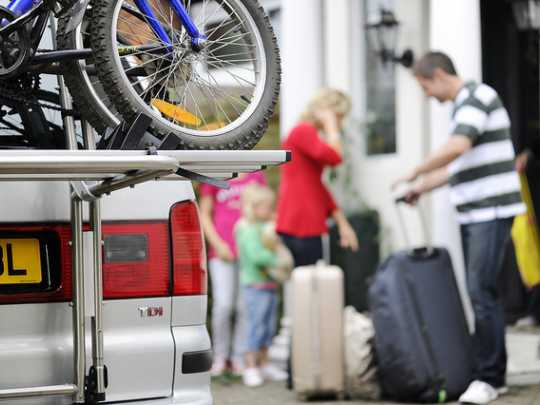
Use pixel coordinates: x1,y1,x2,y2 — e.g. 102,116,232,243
393,196,434,256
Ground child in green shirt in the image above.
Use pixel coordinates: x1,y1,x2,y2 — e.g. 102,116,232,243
235,184,288,387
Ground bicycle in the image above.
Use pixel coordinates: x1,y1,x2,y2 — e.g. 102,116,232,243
0,0,280,149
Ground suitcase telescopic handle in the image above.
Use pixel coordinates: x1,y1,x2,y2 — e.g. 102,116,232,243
394,197,434,257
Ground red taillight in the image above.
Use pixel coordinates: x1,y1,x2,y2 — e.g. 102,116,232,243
102,222,170,299
170,201,207,296
0,221,172,304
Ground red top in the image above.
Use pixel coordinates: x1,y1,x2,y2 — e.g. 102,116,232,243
276,122,342,237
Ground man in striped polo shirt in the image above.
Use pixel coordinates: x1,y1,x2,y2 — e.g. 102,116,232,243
394,51,525,405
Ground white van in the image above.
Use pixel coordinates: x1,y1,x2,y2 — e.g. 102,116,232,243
0,178,213,405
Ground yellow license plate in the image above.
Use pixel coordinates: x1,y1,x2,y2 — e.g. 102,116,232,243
0,239,42,285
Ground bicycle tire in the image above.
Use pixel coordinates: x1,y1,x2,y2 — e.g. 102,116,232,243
0,89,67,148
90,0,280,150
57,10,119,134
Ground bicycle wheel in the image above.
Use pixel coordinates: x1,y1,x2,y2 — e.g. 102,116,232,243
57,6,152,134
90,0,280,149
0,90,68,149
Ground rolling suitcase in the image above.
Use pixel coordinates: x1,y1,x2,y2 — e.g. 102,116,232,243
368,199,473,402
292,261,344,400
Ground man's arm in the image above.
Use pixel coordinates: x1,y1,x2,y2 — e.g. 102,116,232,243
403,167,450,205
417,167,450,193
394,135,471,187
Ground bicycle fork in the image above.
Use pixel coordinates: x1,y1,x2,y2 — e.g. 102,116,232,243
132,0,207,51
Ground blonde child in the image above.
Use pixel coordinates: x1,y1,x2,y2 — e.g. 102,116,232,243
235,184,289,387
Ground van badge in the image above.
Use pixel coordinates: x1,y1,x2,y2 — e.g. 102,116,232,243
138,306,164,318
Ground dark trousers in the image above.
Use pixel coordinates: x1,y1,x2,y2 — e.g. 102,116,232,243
279,233,323,267
278,233,323,389
461,217,513,388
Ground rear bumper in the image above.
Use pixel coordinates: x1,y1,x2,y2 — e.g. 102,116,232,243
172,325,212,405
104,325,213,405
112,393,212,405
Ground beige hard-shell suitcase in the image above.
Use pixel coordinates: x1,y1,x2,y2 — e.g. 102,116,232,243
292,261,344,400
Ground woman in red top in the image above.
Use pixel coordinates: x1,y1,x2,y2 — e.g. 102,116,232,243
277,88,358,266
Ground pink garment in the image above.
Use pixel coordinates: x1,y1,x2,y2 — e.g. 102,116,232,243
200,172,267,259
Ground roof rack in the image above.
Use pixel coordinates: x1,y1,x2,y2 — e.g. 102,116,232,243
0,19,289,405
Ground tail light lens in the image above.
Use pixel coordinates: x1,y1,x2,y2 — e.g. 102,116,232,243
0,200,204,304
102,222,170,299
170,201,207,296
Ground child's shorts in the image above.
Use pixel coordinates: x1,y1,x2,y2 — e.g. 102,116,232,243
243,286,278,352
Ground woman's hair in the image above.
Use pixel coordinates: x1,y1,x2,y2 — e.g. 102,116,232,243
241,184,275,222
300,88,352,125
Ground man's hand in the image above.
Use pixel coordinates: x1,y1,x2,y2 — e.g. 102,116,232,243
516,150,532,173
215,241,234,262
393,136,471,191
391,169,419,190
402,186,422,206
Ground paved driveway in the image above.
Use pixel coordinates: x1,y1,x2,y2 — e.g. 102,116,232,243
212,380,540,405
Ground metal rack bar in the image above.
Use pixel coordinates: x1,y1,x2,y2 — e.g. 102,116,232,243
52,14,87,399
84,121,107,401
71,196,86,404
0,150,289,177
0,155,179,174
0,385,78,399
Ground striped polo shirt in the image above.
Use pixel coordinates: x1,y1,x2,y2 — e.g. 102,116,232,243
447,81,525,224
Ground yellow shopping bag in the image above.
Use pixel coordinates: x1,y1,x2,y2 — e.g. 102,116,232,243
512,173,540,288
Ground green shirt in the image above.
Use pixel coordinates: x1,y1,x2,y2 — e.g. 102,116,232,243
235,220,277,286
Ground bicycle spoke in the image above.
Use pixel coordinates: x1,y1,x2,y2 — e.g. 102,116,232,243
128,59,172,89
122,52,171,74
199,0,224,28
206,60,256,87
204,12,235,39
193,71,244,118
208,56,256,65
199,69,251,107
117,14,171,46
155,1,176,35
117,16,162,42
207,54,257,70
200,68,250,110
206,16,247,43
148,57,181,100
205,36,256,55
182,72,210,128
137,56,170,98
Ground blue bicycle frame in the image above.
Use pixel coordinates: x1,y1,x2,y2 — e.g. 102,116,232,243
7,0,206,48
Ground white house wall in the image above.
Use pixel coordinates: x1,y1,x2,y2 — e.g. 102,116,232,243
429,0,483,269
347,0,431,256
280,0,325,135
323,0,352,92
429,0,482,330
